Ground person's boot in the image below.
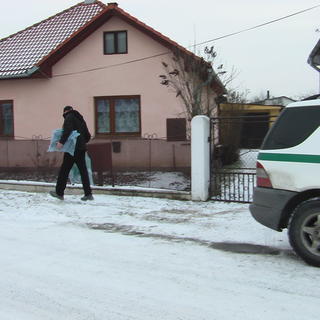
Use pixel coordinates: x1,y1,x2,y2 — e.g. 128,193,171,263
81,194,94,201
49,191,64,200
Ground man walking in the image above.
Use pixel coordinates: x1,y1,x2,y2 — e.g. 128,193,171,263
50,106,93,201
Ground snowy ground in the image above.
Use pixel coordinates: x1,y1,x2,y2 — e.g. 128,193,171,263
0,189,318,320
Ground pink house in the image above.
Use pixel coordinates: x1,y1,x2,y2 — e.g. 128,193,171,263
0,1,224,170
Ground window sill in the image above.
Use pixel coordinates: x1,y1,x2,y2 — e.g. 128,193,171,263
103,52,128,55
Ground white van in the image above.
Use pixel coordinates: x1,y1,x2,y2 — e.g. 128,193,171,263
250,99,320,267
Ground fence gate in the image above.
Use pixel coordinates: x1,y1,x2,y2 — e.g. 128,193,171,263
209,114,274,203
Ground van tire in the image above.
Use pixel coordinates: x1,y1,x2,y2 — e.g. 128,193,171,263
288,199,320,267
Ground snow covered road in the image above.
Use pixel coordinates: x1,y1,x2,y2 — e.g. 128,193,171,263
0,190,318,320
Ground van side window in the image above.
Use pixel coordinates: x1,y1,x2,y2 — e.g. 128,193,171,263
261,105,320,150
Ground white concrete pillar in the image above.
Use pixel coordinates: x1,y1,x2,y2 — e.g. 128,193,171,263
191,115,210,201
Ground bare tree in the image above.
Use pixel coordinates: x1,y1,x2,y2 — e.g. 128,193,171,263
159,46,249,166
159,46,226,121
226,89,249,104
249,91,270,103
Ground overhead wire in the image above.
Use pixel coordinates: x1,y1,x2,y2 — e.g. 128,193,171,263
53,52,170,77
52,3,320,78
195,3,320,46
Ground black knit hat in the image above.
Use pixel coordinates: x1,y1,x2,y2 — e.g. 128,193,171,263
63,106,73,113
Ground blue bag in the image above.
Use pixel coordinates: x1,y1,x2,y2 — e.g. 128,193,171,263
69,153,94,185
48,129,80,156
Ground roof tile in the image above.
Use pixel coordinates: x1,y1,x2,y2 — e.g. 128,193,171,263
0,2,105,77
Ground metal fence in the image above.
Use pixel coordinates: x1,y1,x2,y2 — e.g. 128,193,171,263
210,156,257,203
210,115,275,203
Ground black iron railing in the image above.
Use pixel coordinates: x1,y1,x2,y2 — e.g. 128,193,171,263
210,168,256,203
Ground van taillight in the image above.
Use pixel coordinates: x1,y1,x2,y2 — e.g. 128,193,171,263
256,161,273,188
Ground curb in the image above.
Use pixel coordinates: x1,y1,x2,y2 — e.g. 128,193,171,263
0,181,191,201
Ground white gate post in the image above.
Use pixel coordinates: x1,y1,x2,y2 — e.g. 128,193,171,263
191,115,210,201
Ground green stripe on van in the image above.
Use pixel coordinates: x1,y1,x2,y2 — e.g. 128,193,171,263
258,153,320,163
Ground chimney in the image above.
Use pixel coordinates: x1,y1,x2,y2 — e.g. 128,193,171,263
108,2,118,6
84,0,96,3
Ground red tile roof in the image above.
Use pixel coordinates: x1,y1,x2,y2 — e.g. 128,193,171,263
0,1,225,93
0,1,106,78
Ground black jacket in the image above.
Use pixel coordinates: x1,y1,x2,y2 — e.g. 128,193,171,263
59,110,91,151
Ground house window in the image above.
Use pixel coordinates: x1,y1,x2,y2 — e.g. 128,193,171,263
166,118,186,141
0,100,13,137
95,96,140,135
104,31,127,54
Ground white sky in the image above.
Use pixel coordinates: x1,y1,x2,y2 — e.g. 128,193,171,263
1,0,320,99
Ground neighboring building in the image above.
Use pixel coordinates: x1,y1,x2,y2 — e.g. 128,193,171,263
0,1,224,170
258,96,296,107
219,103,283,149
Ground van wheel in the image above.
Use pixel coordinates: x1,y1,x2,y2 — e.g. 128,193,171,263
288,199,320,267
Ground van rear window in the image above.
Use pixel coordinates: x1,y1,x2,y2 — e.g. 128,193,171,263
261,105,320,150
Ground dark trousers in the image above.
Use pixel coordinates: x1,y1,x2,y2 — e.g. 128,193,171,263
56,150,92,196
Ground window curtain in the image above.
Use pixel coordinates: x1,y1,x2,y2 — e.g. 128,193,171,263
115,98,139,133
105,33,115,54
117,32,127,53
97,99,110,133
